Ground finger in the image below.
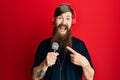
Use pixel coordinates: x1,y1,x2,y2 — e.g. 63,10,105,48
66,46,77,54
50,52,59,56
52,56,57,60
55,52,59,56
71,59,75,64
53,53,59,57
70,54,75,58
47,59,57,66
70,54,75,60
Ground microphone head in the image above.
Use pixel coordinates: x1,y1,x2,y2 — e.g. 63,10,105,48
52,42,59,52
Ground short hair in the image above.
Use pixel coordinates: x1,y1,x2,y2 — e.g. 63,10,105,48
54,4,74,18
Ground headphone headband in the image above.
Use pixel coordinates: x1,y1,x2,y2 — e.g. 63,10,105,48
51,4,76,24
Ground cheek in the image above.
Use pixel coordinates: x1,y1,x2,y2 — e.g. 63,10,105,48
55,20,62,27
68,23,72,29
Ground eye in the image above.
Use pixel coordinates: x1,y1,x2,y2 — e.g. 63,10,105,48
66,17,72,21
58,16,62,20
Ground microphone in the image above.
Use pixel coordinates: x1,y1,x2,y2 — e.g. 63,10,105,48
50,42,59,67
52,42,59,52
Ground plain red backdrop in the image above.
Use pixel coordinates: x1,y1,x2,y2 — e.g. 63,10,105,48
0,0,120,80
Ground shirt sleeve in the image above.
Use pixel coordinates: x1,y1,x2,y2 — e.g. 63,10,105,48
78,40,94,68
31,44,45,73
31,38,51,74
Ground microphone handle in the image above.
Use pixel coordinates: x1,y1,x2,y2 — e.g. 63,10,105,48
53,49,56,53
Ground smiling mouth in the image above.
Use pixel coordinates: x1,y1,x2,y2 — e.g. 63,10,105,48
59,26,67,32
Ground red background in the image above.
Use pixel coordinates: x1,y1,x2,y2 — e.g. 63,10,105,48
0,0,120,80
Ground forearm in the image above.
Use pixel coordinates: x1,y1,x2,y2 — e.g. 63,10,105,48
32,59,48,80
82,64,95,80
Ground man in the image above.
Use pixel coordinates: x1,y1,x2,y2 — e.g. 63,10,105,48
32,4,95,80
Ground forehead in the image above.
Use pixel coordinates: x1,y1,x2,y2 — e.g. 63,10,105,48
58,12,72,17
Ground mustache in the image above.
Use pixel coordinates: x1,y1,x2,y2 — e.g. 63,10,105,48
57,24,69,29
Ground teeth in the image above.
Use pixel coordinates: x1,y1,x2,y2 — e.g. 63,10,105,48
60,27,66,32
60,26,66,29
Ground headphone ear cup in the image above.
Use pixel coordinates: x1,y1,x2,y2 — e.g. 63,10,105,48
51,17,55,24
72,18,76,24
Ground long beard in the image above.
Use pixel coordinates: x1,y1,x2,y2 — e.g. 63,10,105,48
51,24,72,54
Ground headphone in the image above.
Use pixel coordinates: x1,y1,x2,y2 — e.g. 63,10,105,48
72,12,76,24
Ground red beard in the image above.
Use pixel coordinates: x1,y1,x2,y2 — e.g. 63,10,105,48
51,24,72,54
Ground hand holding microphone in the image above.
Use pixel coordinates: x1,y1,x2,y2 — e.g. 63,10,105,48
45,42,59,67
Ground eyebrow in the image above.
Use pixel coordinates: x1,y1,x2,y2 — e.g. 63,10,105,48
66,15,72,17
58,15,72,18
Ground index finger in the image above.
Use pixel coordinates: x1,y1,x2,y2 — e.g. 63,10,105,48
66,46,77,54
49,52,59,56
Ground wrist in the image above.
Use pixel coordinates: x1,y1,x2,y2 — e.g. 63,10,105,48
81,57,90,68
42,60,48,70
82,63,90,69
38,60,48,72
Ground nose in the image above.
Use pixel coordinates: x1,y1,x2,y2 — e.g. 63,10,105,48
61,18,66,25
